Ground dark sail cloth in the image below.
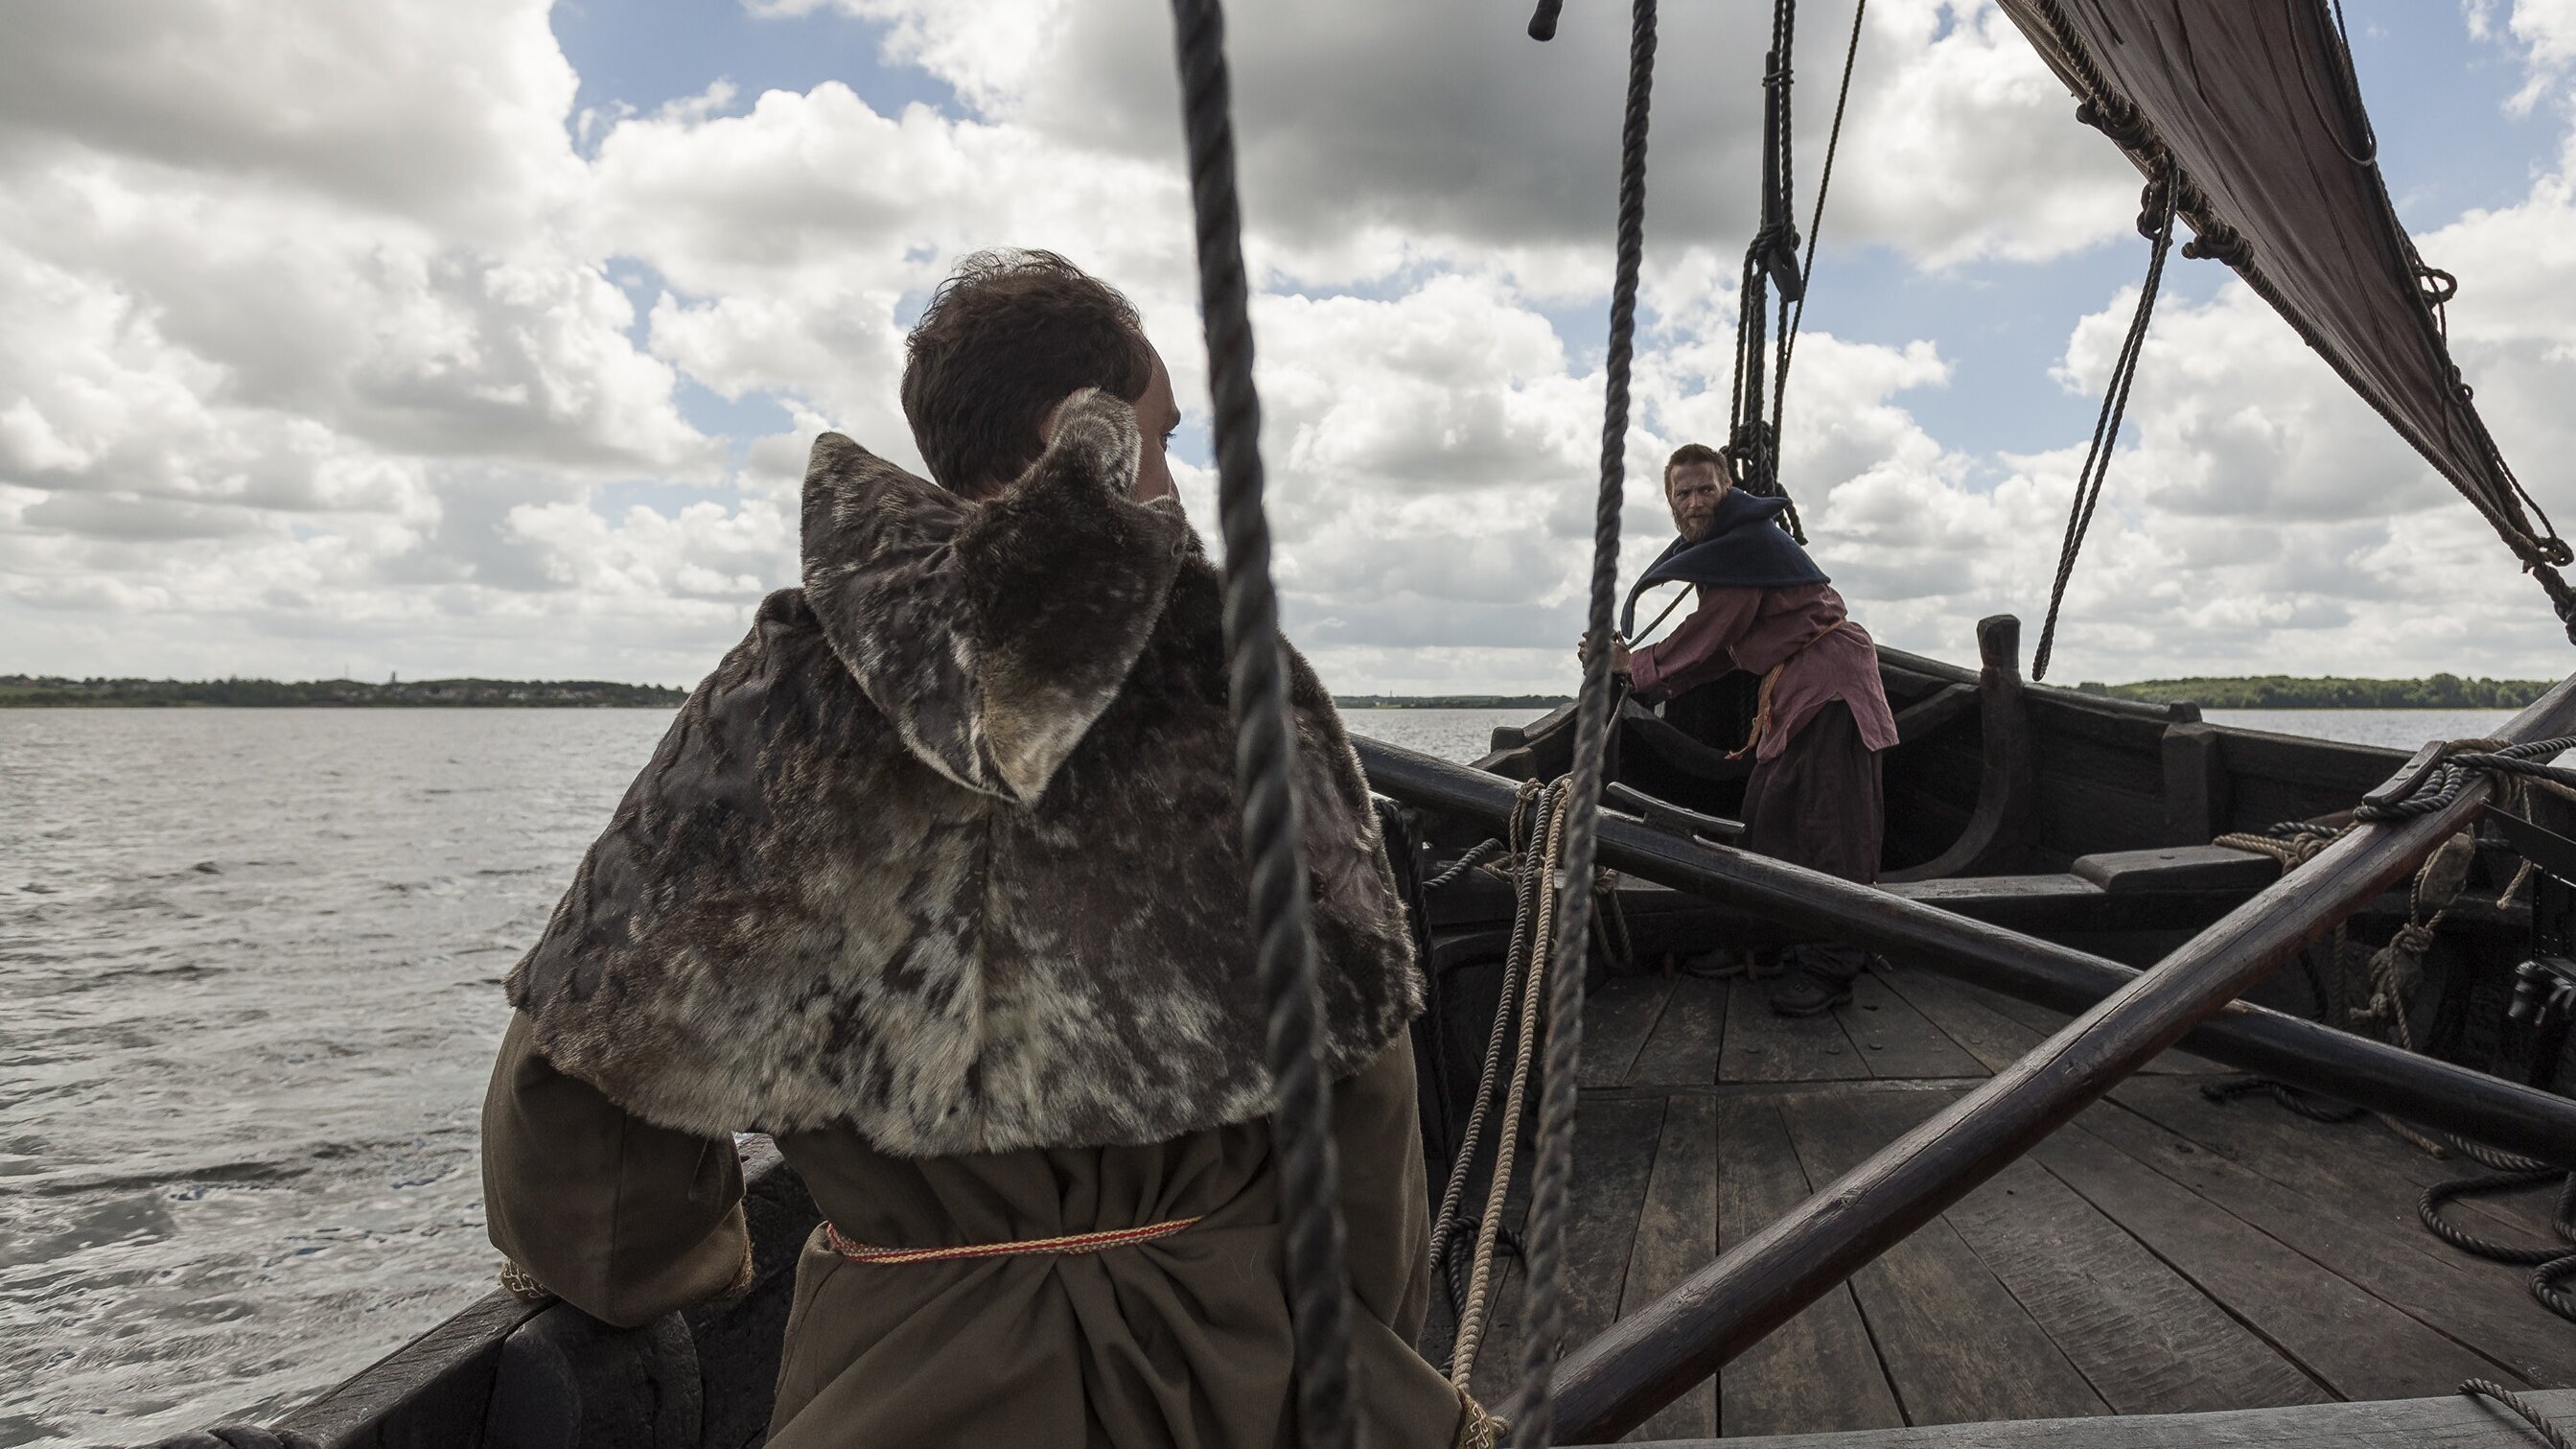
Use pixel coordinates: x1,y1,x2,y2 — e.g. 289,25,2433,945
482,392,1470,1447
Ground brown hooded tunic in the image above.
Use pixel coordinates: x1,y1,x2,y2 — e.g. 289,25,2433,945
481,392,1468,1446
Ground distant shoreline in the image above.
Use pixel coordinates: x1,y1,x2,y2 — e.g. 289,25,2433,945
0,676,687,709
0,674,2549,712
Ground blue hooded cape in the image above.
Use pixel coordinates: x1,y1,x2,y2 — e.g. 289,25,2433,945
1620,490,1827,636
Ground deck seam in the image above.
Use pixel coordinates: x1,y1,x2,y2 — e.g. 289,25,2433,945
2088,1098,2550,1389
2028,1131,2353,1402
1940,1177,2150,1417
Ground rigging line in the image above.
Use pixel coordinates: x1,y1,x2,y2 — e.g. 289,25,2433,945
2031,167,2177,682
1164,4,1356,1446
1510,0,1654,1440
1775,0,1868,435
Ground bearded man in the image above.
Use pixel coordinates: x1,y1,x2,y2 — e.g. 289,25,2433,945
1593,443,1898,1016
479,251,1473,1447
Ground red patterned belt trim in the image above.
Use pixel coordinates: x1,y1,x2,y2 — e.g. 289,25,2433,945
820,1215,1203,1266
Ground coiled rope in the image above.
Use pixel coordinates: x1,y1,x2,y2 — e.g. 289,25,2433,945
1166,4,1355,1443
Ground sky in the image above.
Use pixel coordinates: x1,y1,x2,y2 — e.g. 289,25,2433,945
8,1,2576,692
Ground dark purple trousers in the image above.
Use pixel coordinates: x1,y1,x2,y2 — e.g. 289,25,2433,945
1740,700,1886,983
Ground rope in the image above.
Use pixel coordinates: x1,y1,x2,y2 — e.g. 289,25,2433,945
2420,1165,2576,1324
2031,164,2176,681
821,1215,1202,1264
2351,737,2576,823
2461,1380,2574,1449
1452,788,1573,1388
1773,0,1868,451
1507,2,1653,1439
1723,0,1808,540
1428,783,1551,1304
1165,5,1355,1443
1423,838,1507,892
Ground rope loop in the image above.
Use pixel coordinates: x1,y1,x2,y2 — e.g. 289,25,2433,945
2075,95,2150,151
2461,1378,2575,1449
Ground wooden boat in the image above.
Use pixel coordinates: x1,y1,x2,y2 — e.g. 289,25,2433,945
181,1,2576,1445
250,612,2573,1449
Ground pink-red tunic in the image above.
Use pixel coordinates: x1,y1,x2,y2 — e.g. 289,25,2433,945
1626,582,1898,761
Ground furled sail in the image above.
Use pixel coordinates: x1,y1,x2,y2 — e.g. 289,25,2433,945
1994,0,2576,637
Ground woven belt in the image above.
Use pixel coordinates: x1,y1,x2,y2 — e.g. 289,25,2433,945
820,1215,1202,1266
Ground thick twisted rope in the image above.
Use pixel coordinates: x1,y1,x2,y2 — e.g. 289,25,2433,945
2460,1380,2574,1449
2031,165,2176,681
1508,2,1653,1441
1166,4,1355,1443
1428,783,1551,1297
2352,736,2576,822
2420,1163,2576,1324
1422,837,1508,892
1773,0,1868,454
1452,787,1573,1387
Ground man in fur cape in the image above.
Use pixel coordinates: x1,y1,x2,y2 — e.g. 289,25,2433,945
480,251,1474,1446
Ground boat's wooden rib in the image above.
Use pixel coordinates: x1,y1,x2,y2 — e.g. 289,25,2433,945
1618,1390,2576,1447
1884,616,2039,883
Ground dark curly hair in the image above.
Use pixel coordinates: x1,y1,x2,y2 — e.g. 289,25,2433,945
900,250,1155,498
1664,442,1727,488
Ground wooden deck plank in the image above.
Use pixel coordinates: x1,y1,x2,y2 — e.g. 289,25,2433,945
1559,1096,1664,1351
1719,975,1868,1084
2079,1095,2575,1388
1582,975,1674,1089
2026,1116,2530,1400
1780,1091,2113,1427
1626,1389,2576,1448
1715,1098,1906,1438
1846,970,1988,1081
1877,967,2223,1076
1625,973,1728,1087
1871,966,2052,1075
1618,1096,1720,1440
2109,1075,2561,1244
1819,1089,2323,1415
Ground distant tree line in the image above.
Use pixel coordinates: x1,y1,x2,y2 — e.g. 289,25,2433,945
0,675,688,708
1334,694,1575,710
2079,674,2554,710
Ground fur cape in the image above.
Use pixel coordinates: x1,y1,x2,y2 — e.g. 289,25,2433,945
506,391,1425,1157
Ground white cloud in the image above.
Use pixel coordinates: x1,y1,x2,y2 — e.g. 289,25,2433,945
2,0,2572,692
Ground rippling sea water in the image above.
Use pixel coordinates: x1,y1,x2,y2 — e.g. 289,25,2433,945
0,702,2517,1444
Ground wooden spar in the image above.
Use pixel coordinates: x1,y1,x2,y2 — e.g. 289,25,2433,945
1450,672,2576,1443
1355,731,2576,1170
